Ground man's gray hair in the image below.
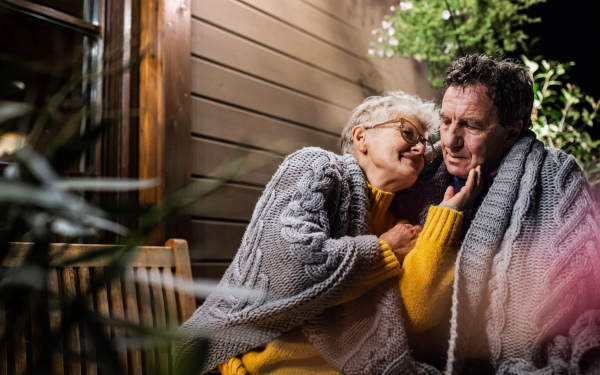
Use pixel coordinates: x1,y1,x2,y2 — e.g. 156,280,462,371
340,91,440,154
443,54,534,135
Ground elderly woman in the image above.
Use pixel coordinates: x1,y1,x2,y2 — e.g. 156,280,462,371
176,91,481,374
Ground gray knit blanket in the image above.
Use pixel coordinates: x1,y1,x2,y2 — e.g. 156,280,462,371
175,148,438,374
395,131,600,374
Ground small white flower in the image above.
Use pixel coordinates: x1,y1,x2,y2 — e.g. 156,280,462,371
424,2,429,8
540,123,549,136
444,42,454,54
390,5,395,11
455,10,460,15
414,54,422,61
442,10,451,20
378,36,384,43
382,20,391,29
386,50,394,58
404,1,413,10
388,27,395,36
368,49,375,55
372,29,377,35
389,37,399,46
378,50,385,57
416,36,420,42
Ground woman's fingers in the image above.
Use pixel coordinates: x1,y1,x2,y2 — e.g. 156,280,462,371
443,165,483,211
442,186,455,204
462,165,482,195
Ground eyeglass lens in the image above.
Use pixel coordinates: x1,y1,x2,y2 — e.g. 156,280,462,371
401,120,436,162
400,121,420,144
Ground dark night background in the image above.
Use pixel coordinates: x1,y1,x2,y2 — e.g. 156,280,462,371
518,0,600,138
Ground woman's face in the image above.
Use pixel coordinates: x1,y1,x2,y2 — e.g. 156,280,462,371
354,114,426,193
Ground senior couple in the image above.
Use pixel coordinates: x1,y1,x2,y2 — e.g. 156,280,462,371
176,55,600,374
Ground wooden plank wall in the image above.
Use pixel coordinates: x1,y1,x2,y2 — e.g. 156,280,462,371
188,0,440,279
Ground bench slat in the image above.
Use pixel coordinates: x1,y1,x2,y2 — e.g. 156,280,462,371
150,268,169,375
168,239,196,322
162,268,178,329
48,269,65,375
109,278,128,371
94,268,111,343
124,268,143,375
62,268,82,375
12,313,27,375
78,268,97,375
136,268,156,375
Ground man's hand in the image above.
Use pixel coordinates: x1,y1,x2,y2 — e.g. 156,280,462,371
379,223,422,263
442,165,483,211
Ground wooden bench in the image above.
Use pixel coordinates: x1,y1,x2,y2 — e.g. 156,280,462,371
1,239,196,375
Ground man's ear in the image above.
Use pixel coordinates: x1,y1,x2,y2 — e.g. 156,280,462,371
504,119,523,149
352,126,368,153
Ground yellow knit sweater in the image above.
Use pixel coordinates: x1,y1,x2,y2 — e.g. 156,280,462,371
219,184,462,374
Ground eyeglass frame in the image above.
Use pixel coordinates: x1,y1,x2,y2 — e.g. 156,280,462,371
364,117,437,162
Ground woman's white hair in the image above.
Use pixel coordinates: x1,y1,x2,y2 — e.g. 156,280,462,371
340,91,440,154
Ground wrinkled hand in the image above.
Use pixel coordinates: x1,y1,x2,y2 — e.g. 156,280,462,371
442,165,483,211
379,223,422,263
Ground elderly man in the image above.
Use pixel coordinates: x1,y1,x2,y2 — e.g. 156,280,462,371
394,55,600,373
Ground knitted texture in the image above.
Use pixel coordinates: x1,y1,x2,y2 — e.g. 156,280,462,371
335,240,401,306
175,148,430,374
394,131,600,373
222,183,464,374
219,327,339,375
400,205,463,333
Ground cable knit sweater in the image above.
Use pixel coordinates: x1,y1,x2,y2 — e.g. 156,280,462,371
218,184,463,374
394,131,600,374
175,147,439,374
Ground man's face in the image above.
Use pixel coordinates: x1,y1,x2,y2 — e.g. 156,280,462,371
440,84,517,179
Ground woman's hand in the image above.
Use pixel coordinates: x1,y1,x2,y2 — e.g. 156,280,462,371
380,223,422,263
442,165,483,211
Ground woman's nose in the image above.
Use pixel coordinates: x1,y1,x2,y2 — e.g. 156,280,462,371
412,141,426,155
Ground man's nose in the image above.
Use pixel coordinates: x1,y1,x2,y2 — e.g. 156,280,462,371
443,124,463,148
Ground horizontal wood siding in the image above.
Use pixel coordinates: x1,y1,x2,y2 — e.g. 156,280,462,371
188,0,440,277
191,98,339,153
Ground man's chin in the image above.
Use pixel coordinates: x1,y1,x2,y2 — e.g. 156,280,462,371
445,164,470,180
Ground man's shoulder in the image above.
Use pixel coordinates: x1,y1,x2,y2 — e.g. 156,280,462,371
535,146,592,205
539,146,586,181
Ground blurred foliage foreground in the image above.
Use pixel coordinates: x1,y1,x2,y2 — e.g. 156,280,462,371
0,37,235,375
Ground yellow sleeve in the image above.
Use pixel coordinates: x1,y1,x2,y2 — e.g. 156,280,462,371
336,239,402,305
219,357,248,375
400,206,463,333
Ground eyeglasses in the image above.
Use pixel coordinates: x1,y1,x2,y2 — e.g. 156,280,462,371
366,117,437,163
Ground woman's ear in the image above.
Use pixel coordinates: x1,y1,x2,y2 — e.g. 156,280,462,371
504,119,523,149
352,126,368,153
